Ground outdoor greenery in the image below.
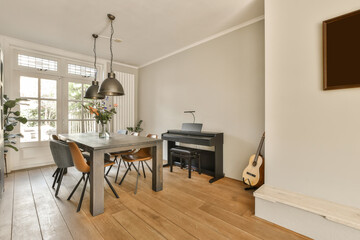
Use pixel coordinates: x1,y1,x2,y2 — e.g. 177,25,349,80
4,96,28,151
127,120,143,133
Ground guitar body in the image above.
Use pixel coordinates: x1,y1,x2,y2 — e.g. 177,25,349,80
242,154,264,187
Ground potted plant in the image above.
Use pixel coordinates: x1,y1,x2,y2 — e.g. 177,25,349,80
3,96,28,151
127,120,143,134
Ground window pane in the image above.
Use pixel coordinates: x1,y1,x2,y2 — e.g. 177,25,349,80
41,100,56,120
18,54,57,71
41,121,56,141
20,121,38,142
69,121,82,133
68,82,82,100
41,79,56,99
68,102,82,119
20,100,38,120
68,64,96,78
20,76,38,98
84,121,96,133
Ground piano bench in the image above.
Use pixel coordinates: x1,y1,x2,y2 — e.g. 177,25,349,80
169,147,201,178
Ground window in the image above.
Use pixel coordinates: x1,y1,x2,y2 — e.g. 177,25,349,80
68,64,96,78
20,76,57,142
68,82,96,134
18,54,58,71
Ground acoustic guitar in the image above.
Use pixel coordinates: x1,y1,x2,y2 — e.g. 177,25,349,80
242,132,265,189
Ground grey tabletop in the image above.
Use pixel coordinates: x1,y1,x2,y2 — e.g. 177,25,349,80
59,133,162,150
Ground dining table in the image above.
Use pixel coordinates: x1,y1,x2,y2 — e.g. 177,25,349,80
59,132,163,216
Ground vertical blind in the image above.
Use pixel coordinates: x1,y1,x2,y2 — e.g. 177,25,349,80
112,71,135,132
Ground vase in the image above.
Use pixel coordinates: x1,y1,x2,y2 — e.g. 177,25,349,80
99,122,110,138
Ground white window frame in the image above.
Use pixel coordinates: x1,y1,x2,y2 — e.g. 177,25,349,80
14,71,62,148
12,49,104,148
65,60,102,80
13,49,62,77
64,77,97,134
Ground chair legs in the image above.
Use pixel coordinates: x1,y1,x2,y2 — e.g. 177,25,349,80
135,162,140,194
105,165,113,176
119,162,142,194
55,168,65,197
67,173,90,212
67,171,119,212
141,161,146,178
77,173,89,212
67,173,85,201
115,160,121,183
52,168,60,189
119,164,131,185
105,175,119,198
144,161,152,173
52,168,59,177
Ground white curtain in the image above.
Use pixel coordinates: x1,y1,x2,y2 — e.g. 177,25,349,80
112,71,135,133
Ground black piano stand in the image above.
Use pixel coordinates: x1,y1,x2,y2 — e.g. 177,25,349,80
209,177,222,183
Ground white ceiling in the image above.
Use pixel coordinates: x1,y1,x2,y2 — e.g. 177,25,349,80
0,0,264,67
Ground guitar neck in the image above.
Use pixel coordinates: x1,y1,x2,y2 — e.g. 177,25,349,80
253,133,265,164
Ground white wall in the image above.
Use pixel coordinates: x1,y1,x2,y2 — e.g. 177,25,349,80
265,0,360,209
138,20,264,180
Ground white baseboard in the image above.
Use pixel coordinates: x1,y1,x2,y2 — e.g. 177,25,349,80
255,185,360,240
10,161,55,172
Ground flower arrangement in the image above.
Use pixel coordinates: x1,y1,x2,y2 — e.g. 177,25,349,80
83,101,117,125
82,98,117,138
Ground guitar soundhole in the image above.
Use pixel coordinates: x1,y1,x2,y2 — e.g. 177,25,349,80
252,162,257,167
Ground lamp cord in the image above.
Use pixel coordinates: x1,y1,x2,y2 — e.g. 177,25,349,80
93,36,97,81
110,19,114,73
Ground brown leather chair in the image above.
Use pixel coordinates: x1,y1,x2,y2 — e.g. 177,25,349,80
119,134,157,194
108,132,140,182
67,142,119,212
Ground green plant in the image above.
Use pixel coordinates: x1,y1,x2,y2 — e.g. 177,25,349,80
3,96,28,151
127,120,143,133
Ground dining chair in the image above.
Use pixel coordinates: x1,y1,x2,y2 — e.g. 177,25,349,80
67,142,119,212
51,134,89,178
49,139,74,197
108,131,140,183
119,134,158,194
51,134,71,177
117,129,128,135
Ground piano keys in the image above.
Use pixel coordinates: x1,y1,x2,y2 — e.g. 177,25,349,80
162,129,224,183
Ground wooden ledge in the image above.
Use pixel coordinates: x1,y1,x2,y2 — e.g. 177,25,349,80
254,185,360,231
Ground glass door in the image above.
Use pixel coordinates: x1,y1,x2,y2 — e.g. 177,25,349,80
19,74,59,143
65,79,97,134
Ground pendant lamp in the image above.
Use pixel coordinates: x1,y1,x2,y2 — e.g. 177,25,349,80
84,34,105,99
98,14,125,96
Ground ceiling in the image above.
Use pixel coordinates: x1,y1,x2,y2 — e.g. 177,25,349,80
0,0,264,67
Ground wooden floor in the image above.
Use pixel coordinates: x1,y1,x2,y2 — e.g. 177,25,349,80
0,163,310,240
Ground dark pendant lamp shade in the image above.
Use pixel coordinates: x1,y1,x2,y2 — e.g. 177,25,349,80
84,81,105,99
99,72,124,96
84,34,105,99
98,14,125,96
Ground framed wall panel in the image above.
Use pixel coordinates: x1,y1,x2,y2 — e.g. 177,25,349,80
323,9,360,90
